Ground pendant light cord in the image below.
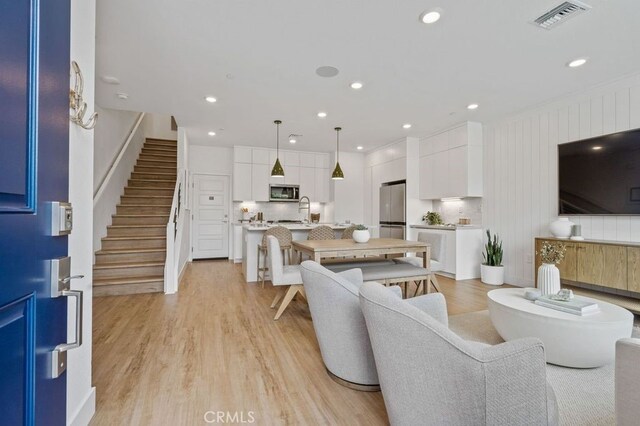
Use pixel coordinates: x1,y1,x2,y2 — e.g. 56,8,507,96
335,127,341,162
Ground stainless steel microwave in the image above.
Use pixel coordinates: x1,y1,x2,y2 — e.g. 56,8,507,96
269,184,300,202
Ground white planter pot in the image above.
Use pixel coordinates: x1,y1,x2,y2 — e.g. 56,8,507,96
353,229,370,243
537,263,561,296
550,217,574,239
481,264,504,286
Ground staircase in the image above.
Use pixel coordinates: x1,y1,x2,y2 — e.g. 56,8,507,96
93,138,177,296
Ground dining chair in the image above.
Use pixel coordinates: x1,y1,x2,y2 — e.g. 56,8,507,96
341,225,357,239
257,226,293,288
267,236,305,320
307,225,335,240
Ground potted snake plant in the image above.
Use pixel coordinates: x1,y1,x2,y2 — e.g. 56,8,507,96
481,230,504,285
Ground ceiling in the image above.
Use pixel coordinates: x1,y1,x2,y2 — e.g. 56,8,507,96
95,0,640,153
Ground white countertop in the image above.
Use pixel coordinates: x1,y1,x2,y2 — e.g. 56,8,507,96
410,224,482,230
242,223,349,231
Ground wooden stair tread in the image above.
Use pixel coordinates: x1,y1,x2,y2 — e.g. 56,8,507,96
128,178,176,183
117,204,171,207
93,276,164,286
112,214,170,218
94,261,164,270
96,248,166,254
121,195,173,199
145,138,176,143
108,225,166,229
102,236,165,240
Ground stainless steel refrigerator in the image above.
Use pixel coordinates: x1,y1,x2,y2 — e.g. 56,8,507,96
379,181,406,239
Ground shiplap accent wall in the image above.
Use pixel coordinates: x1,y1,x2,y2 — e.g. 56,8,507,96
483,73,640,287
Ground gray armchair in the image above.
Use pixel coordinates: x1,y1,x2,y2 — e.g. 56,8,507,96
616,338,640,426
359,282,559,426
299,260,382,389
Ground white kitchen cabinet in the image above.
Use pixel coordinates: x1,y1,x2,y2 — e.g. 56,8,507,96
300,153,315,168
251,163,270,202
233,224,243,262
314,168,329,203
419,122,483,199
232,146,332,204
252,148,271,165
315,153,329,169
284,151,300,166
233,163,252,201
299,167,315,200
234,146,252,163
284,165,300,185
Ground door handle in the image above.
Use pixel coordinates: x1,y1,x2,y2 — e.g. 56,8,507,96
49,257,85,378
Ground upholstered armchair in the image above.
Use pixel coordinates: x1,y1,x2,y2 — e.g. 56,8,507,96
300,260,446,390
616,338,640,426
359,282,559,426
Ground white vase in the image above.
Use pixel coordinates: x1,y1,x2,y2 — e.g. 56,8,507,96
353,229,370,243
481,264,504,286
550,217,574,239
538,263,561,296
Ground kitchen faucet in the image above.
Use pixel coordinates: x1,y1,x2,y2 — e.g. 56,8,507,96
298,196,311,223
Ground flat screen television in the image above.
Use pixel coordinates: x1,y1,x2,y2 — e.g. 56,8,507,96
558,128,640,215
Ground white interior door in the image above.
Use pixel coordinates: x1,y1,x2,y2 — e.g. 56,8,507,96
192,174,230,259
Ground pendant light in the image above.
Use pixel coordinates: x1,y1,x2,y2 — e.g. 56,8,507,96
271,120,285,177
331,126,344,180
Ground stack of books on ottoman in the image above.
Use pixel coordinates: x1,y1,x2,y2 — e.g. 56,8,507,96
534,295,600,316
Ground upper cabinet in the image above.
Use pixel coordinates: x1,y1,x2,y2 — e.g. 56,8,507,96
233,146,330,202
418,122,483,200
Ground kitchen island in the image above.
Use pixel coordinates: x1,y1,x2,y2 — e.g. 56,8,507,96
408,224,483,280
241,223,348,283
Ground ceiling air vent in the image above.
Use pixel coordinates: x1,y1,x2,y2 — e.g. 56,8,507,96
533,1,591,30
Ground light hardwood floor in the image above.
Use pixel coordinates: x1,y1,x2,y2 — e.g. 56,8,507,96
91,260,509,425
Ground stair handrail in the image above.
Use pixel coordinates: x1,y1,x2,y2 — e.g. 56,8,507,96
93,112,145,202
164,168,186,293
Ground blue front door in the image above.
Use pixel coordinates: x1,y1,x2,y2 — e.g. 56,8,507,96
0,0,71,424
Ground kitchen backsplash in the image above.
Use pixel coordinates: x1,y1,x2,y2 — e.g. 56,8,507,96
234,201,328,223
431,198,483,225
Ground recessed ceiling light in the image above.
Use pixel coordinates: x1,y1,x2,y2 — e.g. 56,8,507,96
357,146,364,150
317,112,327,118
402,123,412,129
116,92,128,100
592,146,602,150
420,10,441,24
289,138,297,144
205,96,217,103
467,103,479,110
568,58,587,68
208,131,216,136
350,81,363,89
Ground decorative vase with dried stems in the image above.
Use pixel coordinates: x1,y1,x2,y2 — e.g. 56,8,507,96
537,242,566,296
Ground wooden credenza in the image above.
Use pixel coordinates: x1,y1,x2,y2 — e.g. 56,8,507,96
535,237,640,296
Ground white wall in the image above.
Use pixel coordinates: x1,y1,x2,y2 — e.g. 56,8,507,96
331,152,365,224
93,114,146,253
483,73,640,287
188,145,233,175
68,0,96,424
93,107,139,192
144,113,177,140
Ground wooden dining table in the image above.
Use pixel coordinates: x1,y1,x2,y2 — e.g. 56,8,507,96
292,238,431,269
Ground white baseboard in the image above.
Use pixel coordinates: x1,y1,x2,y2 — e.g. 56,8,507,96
68,386,96,426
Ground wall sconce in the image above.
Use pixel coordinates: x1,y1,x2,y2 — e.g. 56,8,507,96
69,61,98,129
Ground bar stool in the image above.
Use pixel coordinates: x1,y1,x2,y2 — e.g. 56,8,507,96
307,225,335,241
341,225,357,239
257,226,293,288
